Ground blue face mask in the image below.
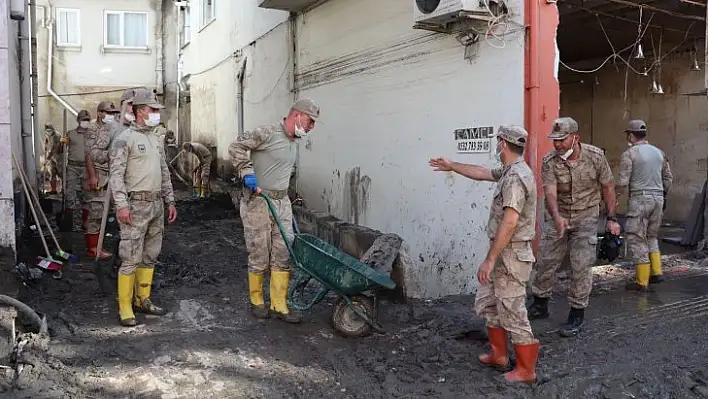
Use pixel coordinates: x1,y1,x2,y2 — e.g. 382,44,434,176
494,142,504,163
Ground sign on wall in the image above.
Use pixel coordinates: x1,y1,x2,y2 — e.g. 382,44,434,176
454,126,493,154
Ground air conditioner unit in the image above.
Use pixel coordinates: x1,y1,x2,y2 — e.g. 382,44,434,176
414,0,507,32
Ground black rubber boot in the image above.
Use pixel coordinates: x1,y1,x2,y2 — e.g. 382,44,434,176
649,275,664,284
559,307,584,337
527,296,550,320
251,304,269,319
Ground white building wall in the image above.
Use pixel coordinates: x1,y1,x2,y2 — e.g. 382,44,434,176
293,0,526,298
35,0,162,130
180,0,290,169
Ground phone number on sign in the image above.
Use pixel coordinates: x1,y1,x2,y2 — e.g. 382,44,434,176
456,139,491,153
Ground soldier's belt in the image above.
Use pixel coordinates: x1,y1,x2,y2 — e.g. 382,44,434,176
629,189,663,196
68,160,85,167
257,188,288,200
128,191,162,202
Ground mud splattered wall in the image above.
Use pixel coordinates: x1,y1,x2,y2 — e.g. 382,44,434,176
293,0,526,298
35,0,163,131
560,47,708,221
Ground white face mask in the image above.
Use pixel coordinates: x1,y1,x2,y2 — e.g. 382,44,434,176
102,115,114,124
294,116,307,138
79,121,90,129
124,112,135,122
494,142,504,163
146,112,161,127
559,138,576,161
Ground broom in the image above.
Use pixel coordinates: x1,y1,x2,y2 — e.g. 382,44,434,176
13,152,78,263
13,154,64,272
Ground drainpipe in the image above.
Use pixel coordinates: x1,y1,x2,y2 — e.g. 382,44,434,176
524,0,560,254
155,4,164,97
18,5,36,190
29,1,41,189
46,7,77,118
236,57,247,135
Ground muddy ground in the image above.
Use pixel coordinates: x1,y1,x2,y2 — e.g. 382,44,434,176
2,192,708,398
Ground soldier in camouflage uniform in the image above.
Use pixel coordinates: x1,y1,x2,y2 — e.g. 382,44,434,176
616,120,673,291
429,125,540,385
84,101,120,260
109,88,138,138
228,98,320,323
42,124,61,194
110,89,177,327
182,141,212,198
60,110,92,232
526,117,621,337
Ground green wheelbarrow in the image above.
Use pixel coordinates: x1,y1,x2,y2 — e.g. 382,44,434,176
259,191,396,338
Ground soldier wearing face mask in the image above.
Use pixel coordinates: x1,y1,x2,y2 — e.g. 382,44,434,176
109,89,177,327
60,109,92,232
228,98,320,323
109,88,139,138
83,101,120,259
526,117,620,338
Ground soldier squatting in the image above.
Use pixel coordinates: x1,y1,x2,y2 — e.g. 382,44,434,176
45,83,673,385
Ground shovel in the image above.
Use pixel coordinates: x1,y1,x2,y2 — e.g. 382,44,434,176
94,185,114,294
58,110,72,232
12,153,63,277
12,152,78,263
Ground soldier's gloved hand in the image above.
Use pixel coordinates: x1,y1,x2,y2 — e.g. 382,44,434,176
60,136,69,145
243,174,258,191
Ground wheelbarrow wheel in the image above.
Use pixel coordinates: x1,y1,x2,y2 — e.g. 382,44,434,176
332,295,374,338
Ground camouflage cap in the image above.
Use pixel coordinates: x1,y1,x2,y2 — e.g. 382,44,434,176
494,124,529,148
624,119,647,133
97,101,119,113
120,88,137,104
77,109,91,121
548,117,579,140
132,89,164,109
291,98,320,121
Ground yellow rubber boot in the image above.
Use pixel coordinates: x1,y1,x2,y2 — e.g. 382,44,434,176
134,267,167,315
200,186,206,198
649,252,664,284
117,274,137,326
626,263,651,292
270,271,302,324
248,272,268,319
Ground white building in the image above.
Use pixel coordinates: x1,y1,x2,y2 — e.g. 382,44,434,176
34,0,176,133
174,0,707,298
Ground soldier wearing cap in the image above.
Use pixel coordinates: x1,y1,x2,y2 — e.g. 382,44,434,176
82,101,120,260
110,88,139,137
526,117,620,337
228,98,320,323
182,141,213,198
109,89,177,327
617,120,673,291
60,109,92,232
429,125,540,385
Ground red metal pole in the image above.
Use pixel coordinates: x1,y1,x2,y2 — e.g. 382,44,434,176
524,0,560,255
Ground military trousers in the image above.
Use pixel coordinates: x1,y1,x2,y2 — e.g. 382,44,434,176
195,156,211,189
475,241,536,344
239,188,293,274
65,163,86,229
531,206,599,309
625,192,663,264
85,188,112,234
117,197,165,275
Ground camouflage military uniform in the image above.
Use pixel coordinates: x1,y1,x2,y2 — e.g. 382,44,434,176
110,123,175,275
186,142,213,196
617,120,673,289
42,125,61,193
64,122,89,231
84,119,116,259
474,157,538,345
229,124,296,275
532,143,613,307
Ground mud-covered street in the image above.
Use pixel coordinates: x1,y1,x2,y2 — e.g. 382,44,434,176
3,193,708,398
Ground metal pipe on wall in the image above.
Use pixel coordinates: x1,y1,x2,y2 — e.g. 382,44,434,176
46,6,77,118
18,5,36,190
29,0,41,190
237,57,247,135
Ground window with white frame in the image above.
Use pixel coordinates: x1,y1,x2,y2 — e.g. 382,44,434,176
104,11,149,48
56,8,80,47
200,0,215,28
